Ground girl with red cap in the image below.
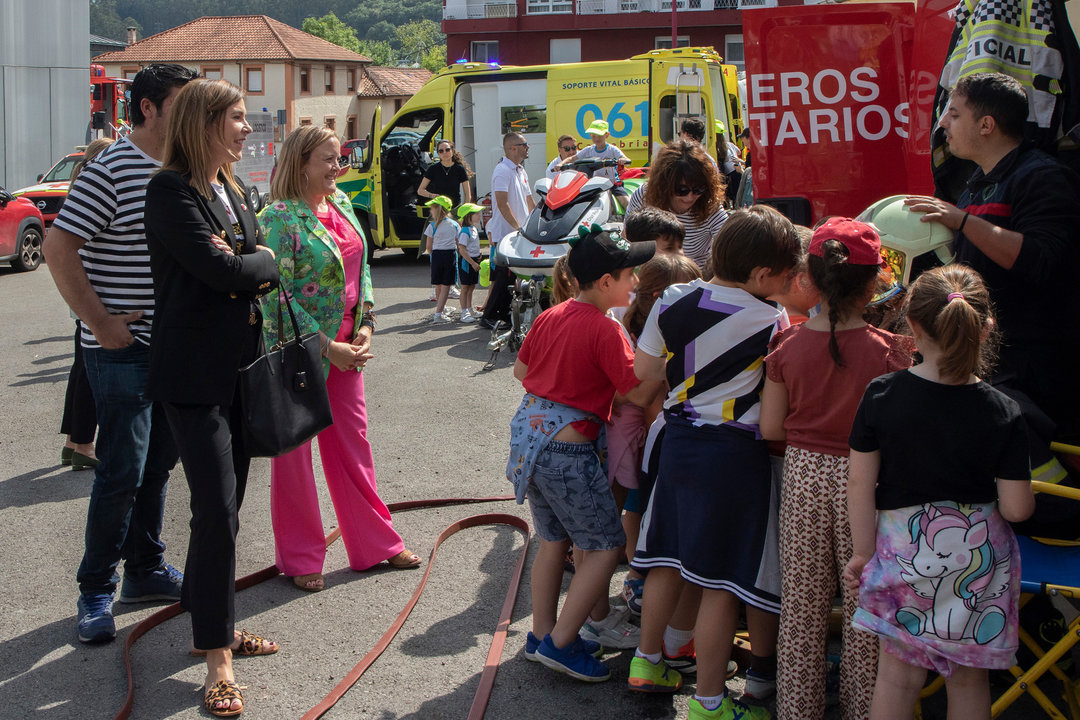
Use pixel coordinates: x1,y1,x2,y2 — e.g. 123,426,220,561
760,217,915,720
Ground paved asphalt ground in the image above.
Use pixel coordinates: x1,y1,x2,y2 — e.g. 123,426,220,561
0,250,1037,719
0,250,760,720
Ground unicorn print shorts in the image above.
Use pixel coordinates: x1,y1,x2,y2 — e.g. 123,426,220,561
851,500,1021,676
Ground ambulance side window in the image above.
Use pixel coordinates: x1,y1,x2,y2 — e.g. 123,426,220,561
658,95,676,145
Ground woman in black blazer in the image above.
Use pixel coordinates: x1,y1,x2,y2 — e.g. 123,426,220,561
145,79,280,718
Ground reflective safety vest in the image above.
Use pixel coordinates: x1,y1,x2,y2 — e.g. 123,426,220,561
940,0,1061,128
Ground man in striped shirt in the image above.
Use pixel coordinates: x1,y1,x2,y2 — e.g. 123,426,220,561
45,64,198,644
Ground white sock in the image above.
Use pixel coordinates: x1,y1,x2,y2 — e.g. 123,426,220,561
663,626,694,656
695,693,725,711
635,649,662,664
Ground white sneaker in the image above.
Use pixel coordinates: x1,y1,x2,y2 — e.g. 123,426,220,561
460,310,477,323
432,312,449,324
579,606,640,649
428,289,436,301
449,286,461,299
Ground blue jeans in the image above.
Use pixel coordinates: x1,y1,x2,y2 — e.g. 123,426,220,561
78,342,178,596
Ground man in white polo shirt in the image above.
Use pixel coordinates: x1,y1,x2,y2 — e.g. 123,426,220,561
480,132,535,329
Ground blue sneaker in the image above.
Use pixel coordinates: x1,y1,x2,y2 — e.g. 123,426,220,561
77,593,116,644
524,631,602,661
622,576,644,616
118,563,183,603
535,634,611,682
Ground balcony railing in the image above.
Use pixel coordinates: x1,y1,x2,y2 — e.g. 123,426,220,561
443,1,517,19
578,0,742,11
444,0,765,18
527,0,574,13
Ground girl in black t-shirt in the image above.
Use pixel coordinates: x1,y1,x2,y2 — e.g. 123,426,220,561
843,265,1034,720
417,139,471,208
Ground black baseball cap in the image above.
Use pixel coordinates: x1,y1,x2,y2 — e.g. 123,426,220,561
568,226,655,284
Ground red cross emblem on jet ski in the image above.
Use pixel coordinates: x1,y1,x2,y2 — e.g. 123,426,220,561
530,246,545,257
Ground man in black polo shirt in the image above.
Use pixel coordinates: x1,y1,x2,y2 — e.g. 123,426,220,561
907,72,1080,428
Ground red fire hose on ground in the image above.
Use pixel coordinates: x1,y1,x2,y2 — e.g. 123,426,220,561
111,496,529,720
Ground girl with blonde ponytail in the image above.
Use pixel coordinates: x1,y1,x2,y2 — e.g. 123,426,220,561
844,264,1035,720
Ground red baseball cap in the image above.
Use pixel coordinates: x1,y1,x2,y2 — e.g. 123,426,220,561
809,217,886,267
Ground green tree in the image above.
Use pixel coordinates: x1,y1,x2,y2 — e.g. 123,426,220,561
396,20,444,66
91,0,142,42
364,20,397,45
302,12,363,53
421,45,447,73
345,0,442,39
358,40,397,67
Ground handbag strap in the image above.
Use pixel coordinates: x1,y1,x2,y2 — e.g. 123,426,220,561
276,280,306,345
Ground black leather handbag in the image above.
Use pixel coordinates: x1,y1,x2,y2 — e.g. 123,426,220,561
239,286,333,457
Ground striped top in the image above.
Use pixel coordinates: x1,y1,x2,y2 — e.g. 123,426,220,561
626,183,727,270
51,137,159,349
637,279,788,432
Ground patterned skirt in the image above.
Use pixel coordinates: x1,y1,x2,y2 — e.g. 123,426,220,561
852,500,1021,676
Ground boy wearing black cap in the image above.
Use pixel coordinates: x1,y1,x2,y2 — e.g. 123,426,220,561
507,226,656,682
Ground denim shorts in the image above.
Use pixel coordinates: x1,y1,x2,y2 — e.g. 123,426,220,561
525,440,626,550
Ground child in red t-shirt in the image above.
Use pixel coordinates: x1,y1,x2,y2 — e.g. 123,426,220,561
511,226,656,682
759,218,915,720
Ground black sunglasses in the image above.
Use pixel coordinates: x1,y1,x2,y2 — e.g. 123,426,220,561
437,147,453,153
674,184,707,197
560,145,576,152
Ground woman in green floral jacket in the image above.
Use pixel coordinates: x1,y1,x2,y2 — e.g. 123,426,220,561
258,126,419,593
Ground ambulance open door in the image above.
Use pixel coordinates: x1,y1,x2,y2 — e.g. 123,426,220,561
649,60,707,156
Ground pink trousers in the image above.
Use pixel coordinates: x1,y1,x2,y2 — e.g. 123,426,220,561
270,365,404,575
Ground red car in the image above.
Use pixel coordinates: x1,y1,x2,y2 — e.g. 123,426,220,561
13,150,84,225
340,138,368,165
0,184,46,272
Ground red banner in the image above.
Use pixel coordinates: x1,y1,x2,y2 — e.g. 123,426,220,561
743,2,953,221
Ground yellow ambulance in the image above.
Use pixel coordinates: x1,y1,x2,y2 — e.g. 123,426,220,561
338,47,741,256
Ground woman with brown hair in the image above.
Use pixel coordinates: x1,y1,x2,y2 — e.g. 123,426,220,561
417,138,472,207
259,125,420,596
626,139,728,271
145,78,281,717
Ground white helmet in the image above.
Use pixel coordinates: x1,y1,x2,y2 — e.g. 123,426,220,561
857,195,955,293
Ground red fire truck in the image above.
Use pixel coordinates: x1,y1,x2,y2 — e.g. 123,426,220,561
89,64,131,139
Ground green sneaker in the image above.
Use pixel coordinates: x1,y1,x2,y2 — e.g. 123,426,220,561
627,656,683,693
688,695,772,720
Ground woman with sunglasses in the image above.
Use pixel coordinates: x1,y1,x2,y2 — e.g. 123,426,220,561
626,139,727,271
259,126,421,595
417,139,472,207
546,134,579,178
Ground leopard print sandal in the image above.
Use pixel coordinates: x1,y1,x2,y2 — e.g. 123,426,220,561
191,629,278,657
234,629,278,656
204,680,244,717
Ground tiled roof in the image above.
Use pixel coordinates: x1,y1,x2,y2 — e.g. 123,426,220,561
93,16,370,64
357,66,433,98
